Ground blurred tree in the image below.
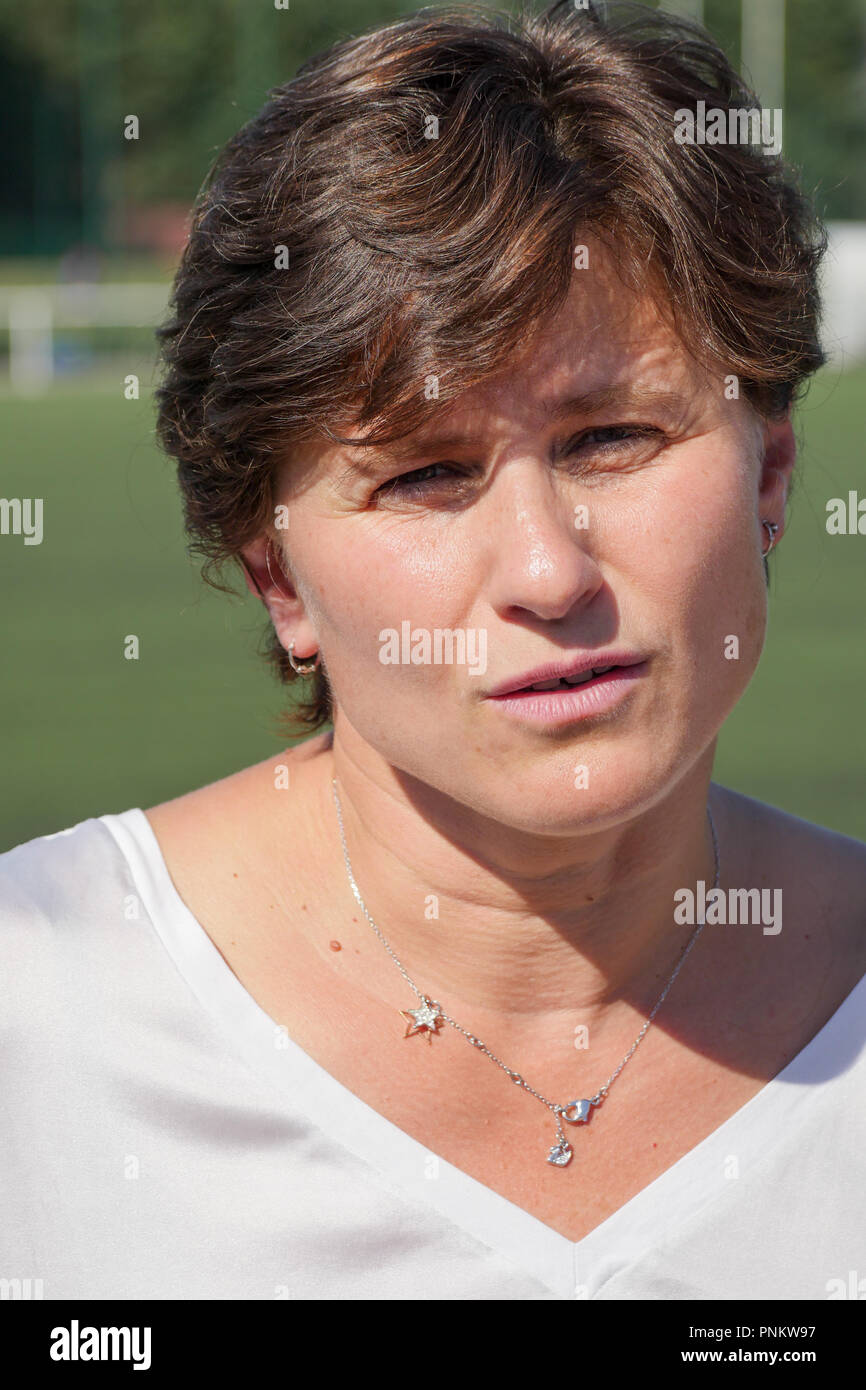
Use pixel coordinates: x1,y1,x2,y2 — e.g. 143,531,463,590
783,0,866,221
0,0,863,255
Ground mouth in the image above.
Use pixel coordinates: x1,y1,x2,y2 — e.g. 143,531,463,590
484,658,649,726
485,655,647,700
497,664,621,697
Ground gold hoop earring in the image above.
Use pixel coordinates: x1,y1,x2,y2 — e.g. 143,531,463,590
288,642,321,676
264,543,320,673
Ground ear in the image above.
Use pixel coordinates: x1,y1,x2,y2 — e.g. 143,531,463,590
756,415,796,543
238,535,320,663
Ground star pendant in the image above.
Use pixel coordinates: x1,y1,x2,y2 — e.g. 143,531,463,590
400,997,444,1040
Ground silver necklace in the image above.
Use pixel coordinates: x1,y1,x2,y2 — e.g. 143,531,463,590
332,778,720,1167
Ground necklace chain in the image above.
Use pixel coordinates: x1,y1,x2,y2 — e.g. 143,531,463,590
331,777,720,1165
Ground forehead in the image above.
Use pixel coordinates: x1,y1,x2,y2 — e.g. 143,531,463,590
434,258,703,438
282,240,714,483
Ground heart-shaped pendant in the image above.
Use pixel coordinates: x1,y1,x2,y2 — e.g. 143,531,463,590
547,1141,573,1166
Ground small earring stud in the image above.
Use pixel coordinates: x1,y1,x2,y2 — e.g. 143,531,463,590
760,520,779,558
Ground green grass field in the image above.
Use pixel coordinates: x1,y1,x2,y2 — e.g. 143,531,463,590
1,366,864,852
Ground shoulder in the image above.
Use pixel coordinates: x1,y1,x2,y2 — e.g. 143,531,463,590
143,731,332,842
0,815,141,1024
711,782,866,890
0,816,123,923
710,781,866,987
141,732,333,917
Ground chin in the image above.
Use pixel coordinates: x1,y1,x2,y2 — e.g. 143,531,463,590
422,744,684,837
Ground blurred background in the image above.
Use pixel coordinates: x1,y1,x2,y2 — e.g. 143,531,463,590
1,0,864,850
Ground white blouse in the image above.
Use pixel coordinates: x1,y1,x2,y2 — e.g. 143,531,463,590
1,810,863,1301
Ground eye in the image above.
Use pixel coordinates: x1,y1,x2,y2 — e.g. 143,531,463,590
565,424,663,456
373,425,664,502
375,461,467,499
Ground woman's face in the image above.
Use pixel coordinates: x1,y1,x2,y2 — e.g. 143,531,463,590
261,245,794,833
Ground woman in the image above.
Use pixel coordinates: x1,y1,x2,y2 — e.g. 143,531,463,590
2,0,864,1301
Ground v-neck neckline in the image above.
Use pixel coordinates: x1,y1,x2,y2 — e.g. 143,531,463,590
101,806,865,1300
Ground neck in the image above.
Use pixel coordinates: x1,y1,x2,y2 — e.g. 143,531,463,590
317,731,721,1043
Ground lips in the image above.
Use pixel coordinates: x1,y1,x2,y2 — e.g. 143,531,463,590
486,654,646,699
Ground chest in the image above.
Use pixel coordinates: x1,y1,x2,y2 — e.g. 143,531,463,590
210,917,771,1244
142,803,829,1248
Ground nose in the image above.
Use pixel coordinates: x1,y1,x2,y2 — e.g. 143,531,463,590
482,462,603,623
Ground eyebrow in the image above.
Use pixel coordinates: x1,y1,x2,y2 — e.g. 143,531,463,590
338,384,687,477
544,385,687,421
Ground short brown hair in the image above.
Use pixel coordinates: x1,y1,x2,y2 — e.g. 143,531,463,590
155,0,827,735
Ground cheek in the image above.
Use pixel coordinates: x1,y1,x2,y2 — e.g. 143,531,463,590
671,467,768,692
293,518,476,693
615,445,766,667
311,521,472,630
687,464,767,663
